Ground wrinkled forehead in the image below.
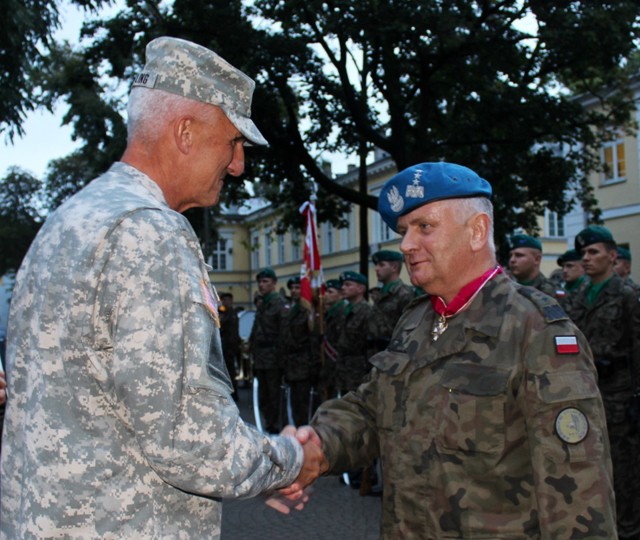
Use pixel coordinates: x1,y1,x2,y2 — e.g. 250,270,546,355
396,198,458,228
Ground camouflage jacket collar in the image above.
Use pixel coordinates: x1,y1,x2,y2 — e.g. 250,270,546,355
381,275,512,373
111,161,170,208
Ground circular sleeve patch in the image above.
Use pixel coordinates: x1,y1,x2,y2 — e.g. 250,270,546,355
555,407,589,444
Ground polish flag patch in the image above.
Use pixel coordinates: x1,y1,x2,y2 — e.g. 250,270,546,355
555,335,580,355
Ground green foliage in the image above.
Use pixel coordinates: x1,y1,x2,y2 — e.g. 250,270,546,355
0,168,45,274
1,0,60,140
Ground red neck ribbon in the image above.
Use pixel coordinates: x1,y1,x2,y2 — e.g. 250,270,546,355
430,265,503,318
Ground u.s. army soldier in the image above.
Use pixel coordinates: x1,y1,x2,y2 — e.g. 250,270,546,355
288,162,616,539
0,37,324,538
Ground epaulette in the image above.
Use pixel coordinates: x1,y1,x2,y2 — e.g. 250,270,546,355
516,285,568,323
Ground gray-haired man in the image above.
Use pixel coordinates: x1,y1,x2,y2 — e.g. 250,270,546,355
0,37,323,538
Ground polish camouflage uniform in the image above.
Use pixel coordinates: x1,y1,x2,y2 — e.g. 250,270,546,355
557,276,588,315
0,163,303,539
280,299,318,426
335,299,373,394
250,290,286,432
320,299,345,399
567,272,640,539
367,279,415,354
312,273,615,539
526,272,558,299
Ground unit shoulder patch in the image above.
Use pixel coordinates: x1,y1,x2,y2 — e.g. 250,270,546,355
555,407,589,444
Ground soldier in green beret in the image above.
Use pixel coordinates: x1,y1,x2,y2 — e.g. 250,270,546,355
367,250,415,356
568,225,640,539
508,233,557,298
335,271,373,394
284,162,615,538
555,248,587,313
249,267,287,433
319,279,345,401
280,276,318,426
614,246,639,291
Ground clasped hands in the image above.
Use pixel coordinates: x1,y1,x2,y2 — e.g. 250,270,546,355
265,425,328,514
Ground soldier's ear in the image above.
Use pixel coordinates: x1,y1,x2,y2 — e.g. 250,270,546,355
175,116,195,155
469,212,490,252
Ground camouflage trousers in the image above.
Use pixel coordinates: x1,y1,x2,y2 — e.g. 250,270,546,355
604,397,640,539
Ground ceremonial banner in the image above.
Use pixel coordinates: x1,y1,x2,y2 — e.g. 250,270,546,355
299,197,324,313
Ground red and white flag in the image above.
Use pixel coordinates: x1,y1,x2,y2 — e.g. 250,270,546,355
555,335,580,355
299,197,324,313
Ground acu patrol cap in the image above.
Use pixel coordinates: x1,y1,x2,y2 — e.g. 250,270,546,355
132,36,268,146
574,225,616,252
378,162,492,232
325,279,342,290
371,250,403,264
256,267,277,281
509,234,542,252
557,249,581,266
617,246,632,261
287,276,301,289
340,271,368,286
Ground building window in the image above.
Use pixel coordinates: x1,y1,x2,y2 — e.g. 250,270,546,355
546,210,565,238
264,228,272,266
251,231,260,269
321,222,334,255
211,234,233,270
339,208,355,250
291,230,302,261
277,234,285,264
371,208,393,243
602,138,626,183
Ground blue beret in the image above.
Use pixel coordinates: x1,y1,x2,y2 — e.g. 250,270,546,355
339,271,368,286
256,267,277,280
509,234,542,251
378,162,492,232
575,225,615,251
371,250,403,264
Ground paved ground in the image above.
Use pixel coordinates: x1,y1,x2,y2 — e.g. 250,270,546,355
220,386,381,539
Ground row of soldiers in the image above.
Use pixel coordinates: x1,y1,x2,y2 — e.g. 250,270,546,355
507,226,640,539
242,250,417,435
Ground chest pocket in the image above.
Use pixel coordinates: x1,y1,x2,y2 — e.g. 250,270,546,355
436,364,509,456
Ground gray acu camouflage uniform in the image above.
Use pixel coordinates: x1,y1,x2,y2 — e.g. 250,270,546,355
0,163,302,539
312,273,616,539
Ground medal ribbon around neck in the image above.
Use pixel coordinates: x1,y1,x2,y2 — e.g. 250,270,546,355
429,265,503,341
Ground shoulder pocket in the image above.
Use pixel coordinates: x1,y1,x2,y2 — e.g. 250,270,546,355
533,370,605,463
185,273,233,395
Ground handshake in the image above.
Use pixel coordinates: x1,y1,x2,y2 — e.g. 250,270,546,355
266,425,329,514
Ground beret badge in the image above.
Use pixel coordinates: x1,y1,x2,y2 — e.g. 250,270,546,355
387,186,404,213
